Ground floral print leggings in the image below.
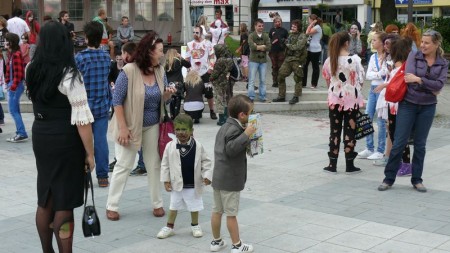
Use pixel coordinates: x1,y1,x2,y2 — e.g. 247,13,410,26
328,106,358,155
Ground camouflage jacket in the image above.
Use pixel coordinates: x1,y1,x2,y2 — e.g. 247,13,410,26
284,32,308,64
210,44,233,89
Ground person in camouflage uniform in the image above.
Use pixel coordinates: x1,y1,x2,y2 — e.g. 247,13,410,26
272,19,308,105
210,44,233,125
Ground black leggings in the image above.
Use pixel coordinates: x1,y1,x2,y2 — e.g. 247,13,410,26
328,106,358,155
388,106,411,163
302,51,321,87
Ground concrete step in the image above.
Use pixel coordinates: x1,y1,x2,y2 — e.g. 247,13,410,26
233,89,327,101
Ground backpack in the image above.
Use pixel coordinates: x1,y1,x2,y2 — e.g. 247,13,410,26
230,57,241,81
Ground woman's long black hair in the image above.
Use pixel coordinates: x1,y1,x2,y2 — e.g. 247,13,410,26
26,20,81,103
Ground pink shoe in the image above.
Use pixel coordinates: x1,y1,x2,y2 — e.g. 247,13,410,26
397,162,412,177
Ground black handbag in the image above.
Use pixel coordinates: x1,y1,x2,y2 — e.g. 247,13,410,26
82,171,101,237
355,111,374,140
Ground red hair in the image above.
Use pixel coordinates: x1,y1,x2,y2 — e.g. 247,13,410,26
132,31,163,75
401,22,421,48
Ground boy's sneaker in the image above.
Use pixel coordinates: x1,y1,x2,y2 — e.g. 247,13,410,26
231,241,254,253
210,239,227,252
357,149,373,159
191,225,203,238
157,226,174,239
367,152,384,160
6,135,28,143
129,166,147,176
373,157,388,167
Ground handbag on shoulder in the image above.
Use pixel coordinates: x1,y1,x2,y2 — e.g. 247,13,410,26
159,105,174,159
385,62,407,103
82,170,101,237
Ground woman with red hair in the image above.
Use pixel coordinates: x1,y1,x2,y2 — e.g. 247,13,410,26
385,24,399,35
401,22,421,52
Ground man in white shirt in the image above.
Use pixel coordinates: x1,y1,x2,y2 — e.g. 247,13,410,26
185,25,217,120
7,8,30,44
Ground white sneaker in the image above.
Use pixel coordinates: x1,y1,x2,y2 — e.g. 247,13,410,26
373,157,388,167
210,239,227,252
357,149,374,159
157,226,174,239
191,225,203,238
231,241,254,253
367,152,384,160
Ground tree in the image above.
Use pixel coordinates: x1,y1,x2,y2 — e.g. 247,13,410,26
380,0,397,25
250,0,260,31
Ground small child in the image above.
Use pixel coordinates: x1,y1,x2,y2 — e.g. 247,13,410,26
183,71,206,124
20,33,30,66
210,94,256,253
157,114,212,239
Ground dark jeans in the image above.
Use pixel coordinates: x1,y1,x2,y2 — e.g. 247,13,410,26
302,51,321,87
328,106,358,155
383,101,436,185
269,51,285,85
0,103,4,121
387,106,410,163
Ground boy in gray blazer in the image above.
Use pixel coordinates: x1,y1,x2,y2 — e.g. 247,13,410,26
210,95,256,253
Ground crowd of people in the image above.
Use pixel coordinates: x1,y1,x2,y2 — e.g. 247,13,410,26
0,7,448,253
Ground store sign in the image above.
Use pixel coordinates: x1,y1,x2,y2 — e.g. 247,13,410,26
395,0,432,4
258,10,291,23
190,0,234,6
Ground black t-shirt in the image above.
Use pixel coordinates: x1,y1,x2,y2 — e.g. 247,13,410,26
180,141,196,188
269,27,289,53
240,33,250,56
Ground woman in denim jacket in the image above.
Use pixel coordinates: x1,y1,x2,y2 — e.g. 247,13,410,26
378,30,448,192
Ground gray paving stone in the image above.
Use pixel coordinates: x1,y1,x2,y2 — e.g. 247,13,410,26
300,242,365,253
367,240,434,253
392,230,450,248
260,234,320,252
326,231,387,250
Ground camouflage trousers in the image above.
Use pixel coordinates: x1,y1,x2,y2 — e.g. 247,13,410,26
277,60,303,98
213,80,234,114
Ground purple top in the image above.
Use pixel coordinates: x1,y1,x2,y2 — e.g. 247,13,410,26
113,71,163,126
405,51,448,105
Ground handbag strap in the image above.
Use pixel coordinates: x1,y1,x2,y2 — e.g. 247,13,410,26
84,171,96,208
374,52,380,71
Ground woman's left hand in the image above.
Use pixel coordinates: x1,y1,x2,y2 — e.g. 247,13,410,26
405,73,422,84
163,87,176,101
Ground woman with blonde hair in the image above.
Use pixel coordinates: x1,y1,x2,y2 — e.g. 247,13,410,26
401,22,421,52
197,15,211,40
322,31,365,174
165,48,191,119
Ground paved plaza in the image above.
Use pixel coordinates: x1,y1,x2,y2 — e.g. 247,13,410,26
2,108,450,252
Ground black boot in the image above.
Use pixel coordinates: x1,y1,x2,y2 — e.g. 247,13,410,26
323,152,338,174
210,110,217,120
345,152,362,174
289,96,299,104
217,114,227,126
272,97,286,102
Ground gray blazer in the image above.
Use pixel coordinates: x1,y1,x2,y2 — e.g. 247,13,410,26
212,118,251,192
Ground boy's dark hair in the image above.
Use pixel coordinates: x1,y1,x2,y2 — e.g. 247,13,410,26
121,42,137,54
254,18,264,27
83,21,103,48
228,95,253,119
59,10,68,19
5,33,20,51
122,16,129,21
215,9,222,15
174,114,194,129
291,19,302,31
12,8,22,17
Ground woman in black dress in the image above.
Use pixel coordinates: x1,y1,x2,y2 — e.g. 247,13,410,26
26,21,95,253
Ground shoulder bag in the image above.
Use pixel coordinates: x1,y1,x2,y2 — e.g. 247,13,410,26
159,105,174,159
82,171,101,237
385,62,407,103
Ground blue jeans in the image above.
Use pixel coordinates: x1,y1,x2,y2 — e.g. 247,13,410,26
248,61,267,101
383,101,436,185
93,116,109,179
8,83,28,137
137,147,145,168
365,85,386,153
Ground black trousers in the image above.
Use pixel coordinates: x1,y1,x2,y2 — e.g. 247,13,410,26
328,106,358,155
302,51,321,87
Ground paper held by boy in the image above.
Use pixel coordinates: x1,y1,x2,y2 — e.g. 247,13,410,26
247,113,263,157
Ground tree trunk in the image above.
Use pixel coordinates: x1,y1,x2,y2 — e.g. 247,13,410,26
250,0,260,31
380,0,397,24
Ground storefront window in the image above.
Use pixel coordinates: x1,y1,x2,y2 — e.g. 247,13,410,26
443,7,450,18
90,0,106,20
190,6,204,26
157,0,174,21
136,0,152,21
398,8,432,25
44,0,60,19
112,0,130,21
68,0,84,21
21,0,39,19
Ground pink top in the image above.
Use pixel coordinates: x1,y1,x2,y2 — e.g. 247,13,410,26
20,43,30,64
322,54,365,111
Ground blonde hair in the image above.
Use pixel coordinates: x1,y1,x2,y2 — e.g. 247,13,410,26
185,71,202,87
0,16,7,28
165,48,179,72
197,15,209,29
423,30,445,58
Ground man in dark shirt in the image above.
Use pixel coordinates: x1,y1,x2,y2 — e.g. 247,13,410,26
268,16,288,87
59,11,75,38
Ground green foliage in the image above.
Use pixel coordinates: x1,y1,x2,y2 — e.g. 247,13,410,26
431,17,450,53
225,36,241,57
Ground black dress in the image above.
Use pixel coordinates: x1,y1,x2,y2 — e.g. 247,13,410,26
33,90,85,210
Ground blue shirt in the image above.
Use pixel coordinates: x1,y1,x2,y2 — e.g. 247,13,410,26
75,48,111,119
113,71,166,127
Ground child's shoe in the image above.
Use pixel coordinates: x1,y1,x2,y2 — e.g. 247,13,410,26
157,226,174,239
231,241,254,253
210,239,227,252
397,162,412,177
191,225,203,238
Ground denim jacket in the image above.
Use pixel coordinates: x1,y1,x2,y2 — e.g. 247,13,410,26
404,51,448,105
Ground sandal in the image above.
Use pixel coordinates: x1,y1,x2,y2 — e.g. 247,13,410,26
98,178,109,188
153,207,165,217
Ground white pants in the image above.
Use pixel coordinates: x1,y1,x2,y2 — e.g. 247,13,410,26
106,124,163,211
